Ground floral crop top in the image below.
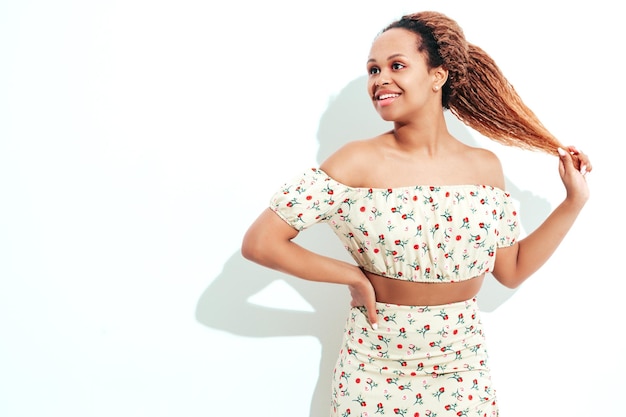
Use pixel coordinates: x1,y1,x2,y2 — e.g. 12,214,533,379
270,168,520,283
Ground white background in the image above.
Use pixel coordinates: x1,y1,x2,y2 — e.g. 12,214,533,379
1,1,623,416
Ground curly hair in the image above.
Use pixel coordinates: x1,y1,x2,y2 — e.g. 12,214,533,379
384,11,563,154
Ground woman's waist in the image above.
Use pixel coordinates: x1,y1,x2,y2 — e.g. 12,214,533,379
349,296,486,359
365,271,485,306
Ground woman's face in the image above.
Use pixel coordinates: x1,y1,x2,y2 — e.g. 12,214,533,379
367,28,443,123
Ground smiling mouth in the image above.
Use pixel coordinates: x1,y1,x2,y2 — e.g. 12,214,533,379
376,93,400,100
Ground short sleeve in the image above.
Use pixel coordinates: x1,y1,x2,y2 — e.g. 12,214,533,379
269,168,346,231
495,190,521,248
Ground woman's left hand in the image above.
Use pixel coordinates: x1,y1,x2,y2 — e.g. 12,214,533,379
557,145,592,204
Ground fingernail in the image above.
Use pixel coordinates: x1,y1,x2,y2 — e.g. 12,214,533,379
557,147,566,156
371,323,378,330
581,165,587,175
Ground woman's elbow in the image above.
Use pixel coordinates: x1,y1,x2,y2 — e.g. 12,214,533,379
491,270,529,289
241,230,265,263
493,275,522,289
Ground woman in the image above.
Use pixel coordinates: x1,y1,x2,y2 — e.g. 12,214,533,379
241,11,591,416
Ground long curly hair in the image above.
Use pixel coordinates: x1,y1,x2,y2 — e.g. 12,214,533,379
383,11,563,154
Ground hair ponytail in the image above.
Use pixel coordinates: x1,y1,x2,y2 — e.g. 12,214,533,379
449,43,563,154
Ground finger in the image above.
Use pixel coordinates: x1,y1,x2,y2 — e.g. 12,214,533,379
558,147,583,173
566,145,580,155
577,153,592,174
557,147,573,166
367,303,379,330
565,146,593,174
572,152,591,176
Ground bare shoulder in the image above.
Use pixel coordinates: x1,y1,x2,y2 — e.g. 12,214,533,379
319,135,386,186
465,146,506,189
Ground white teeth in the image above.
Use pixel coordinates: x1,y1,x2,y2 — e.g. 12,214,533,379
378,93,400,100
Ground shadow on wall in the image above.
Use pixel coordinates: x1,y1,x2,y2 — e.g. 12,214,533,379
195,75,551,417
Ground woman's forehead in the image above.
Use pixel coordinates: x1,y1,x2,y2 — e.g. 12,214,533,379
368,28,421,60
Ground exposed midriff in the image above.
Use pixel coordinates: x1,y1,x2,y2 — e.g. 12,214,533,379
365,271,485,306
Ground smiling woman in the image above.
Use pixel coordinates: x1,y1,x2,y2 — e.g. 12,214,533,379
240,10,591,417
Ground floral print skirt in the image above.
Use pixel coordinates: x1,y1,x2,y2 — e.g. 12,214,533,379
331,298,498,417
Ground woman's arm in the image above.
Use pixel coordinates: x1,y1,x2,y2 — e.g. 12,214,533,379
492,146,591,288
241,208,379,328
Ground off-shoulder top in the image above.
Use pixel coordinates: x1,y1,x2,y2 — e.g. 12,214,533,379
270,168,520,283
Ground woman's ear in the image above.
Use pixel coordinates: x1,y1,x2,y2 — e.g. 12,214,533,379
432,66,449,89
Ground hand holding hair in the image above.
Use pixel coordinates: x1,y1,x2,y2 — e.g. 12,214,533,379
557,146,591,205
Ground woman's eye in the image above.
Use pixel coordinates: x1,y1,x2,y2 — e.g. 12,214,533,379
392,62,405,70
368,67,380,75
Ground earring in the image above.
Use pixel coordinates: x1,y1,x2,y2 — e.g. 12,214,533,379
433,85,439,91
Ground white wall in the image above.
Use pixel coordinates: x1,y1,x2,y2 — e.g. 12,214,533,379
1,1,623,416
